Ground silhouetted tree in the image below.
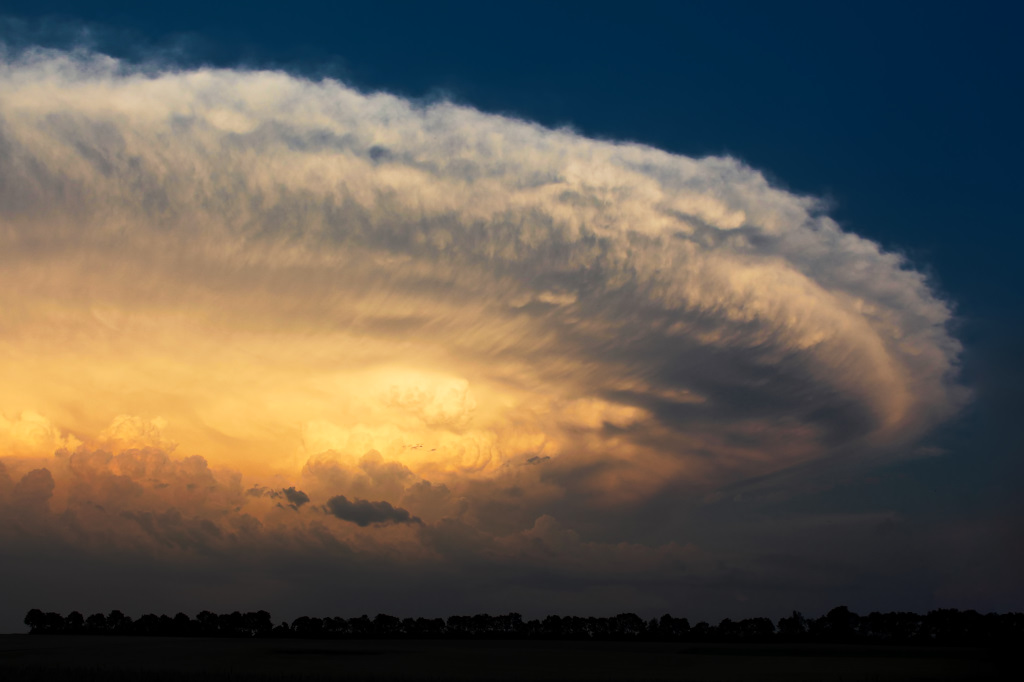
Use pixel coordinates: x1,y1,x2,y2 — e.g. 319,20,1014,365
135,613,161,635
325,616,351,636
291,616,325,637
539,615,563,638
24,609,45,634
586,616,609,640
823,605,859,641
196,610,219,636
656,614,690,640
717,618,738,641
20,605,1024,646
172,612,193,636
243,610,273,637
85,612,107,633
373,613,401,637
107,610,131,635
65,611,85,633
611,613,645,638
737,617,775,641
777,610,807,639
416,617,447,637
498,612,524,636
218,611,244,637
446,615,472,637
348,614,372,637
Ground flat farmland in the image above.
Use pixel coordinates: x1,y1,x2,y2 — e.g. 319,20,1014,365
0,635,1007,681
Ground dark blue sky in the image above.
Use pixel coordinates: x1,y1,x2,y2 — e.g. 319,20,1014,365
2,1,1021,618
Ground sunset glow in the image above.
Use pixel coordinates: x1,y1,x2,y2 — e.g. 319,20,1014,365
0,40,993,625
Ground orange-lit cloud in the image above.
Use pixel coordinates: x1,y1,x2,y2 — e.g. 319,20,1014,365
0,49,967,603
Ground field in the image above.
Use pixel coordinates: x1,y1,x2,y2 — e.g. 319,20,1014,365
0,635,1009,681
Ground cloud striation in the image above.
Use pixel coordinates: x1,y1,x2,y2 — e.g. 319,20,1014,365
0,47,969,625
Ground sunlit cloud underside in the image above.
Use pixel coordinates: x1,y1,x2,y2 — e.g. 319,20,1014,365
0,50,965,571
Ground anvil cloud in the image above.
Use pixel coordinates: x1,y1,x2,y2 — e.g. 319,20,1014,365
0,49,966,619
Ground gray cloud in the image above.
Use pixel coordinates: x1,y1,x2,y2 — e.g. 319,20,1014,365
120,508,224,553
12,468,54,509
282,487,310,508
324,495,421,527
0,460,11,497
246,486,310,510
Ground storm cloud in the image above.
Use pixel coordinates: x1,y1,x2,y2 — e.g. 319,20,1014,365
324,495,421,527
246,485,310,510
0,47,973,630
0,50,964,487
282,487,310,508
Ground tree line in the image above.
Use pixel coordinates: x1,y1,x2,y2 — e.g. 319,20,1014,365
23,606,1024,646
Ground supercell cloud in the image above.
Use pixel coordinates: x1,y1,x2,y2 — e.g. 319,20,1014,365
0,48,967,617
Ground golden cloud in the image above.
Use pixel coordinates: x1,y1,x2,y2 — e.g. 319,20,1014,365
0,49,966,553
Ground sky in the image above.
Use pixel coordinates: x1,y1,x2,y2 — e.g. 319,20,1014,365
0,1,1021,632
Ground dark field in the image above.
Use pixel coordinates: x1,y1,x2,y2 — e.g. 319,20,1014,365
0,635,1010,681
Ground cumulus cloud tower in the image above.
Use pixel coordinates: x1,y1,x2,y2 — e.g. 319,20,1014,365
0,49,966,492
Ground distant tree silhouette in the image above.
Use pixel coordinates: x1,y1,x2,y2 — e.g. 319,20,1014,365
196,610,218,636
498,612,524,636
324,616,350,637
656,614,691,640
22,605,1024,646
738,617,775,641
85,612,107,633
25,610,67,634
539,614,562,638
777,610,807,638
373,613,401,637
822,605,858,641
135,613,161,635
107,610,131,634
290,616,322,637
245,610,273,637
173,612,193,636
348,614,372,637
691,621,711,640
611,613,645,638
407,616,446,638
24,609,45,633
64,611,85,633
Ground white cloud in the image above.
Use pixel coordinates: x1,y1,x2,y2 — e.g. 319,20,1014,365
0,47,966,512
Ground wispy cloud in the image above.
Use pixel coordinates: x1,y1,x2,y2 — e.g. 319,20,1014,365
0,47,971,624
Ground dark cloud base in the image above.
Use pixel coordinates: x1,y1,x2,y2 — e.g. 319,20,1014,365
324,495,421,527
